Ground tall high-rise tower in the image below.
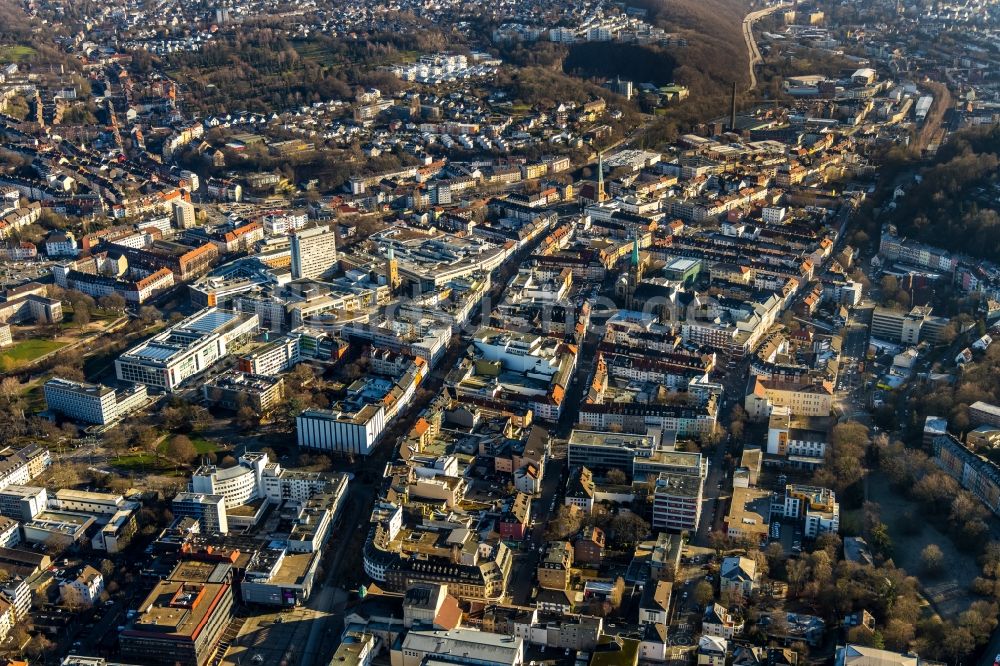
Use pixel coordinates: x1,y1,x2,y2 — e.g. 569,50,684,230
596,151,607,202
291,225,338,280
385,244,401,293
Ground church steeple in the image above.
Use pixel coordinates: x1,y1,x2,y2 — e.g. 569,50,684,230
631,233,644,284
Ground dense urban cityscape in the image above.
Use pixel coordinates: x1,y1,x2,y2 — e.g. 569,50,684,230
0,0,999,664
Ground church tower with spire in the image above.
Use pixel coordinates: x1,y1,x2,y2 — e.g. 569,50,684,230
630,234,644,284
617,233,646,305
596,151,607,203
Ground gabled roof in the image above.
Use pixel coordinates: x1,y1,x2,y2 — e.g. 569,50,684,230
836,644,918,666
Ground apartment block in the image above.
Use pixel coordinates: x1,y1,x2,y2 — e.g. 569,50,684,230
0,444,51,491
745,376,833,421
652,471,703,532
932,434,1000,516
290,224,338,279
780,484,840,538
537,541,573,590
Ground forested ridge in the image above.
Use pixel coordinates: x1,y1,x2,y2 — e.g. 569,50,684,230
890,125,1000,260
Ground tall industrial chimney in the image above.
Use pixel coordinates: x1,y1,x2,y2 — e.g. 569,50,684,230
730,82,737,133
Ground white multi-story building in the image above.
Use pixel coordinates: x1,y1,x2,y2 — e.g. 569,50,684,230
342,317,451,367
762,206,787,224
43,377,148,425
60,566,104,608
765,406,828,467
45,231,78,257
172,198,196,229
1,577,31,621
137,215,173,236
263,210,308,235
395,629,524,666
261,465,343,504
652,472,703,532
0,598,13,643
290,225,337,279
172,492,229,534
190,453,267,509
297,405,387,456
781,484,839,538
115,308,258,392
0,517,19,548
92,507,138,554
238,336,300,375
0,485,46,521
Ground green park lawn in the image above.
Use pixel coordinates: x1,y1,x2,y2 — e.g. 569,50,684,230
191,437,222,455
0,45,37,62
157,436,223,457
113,452,172,472
0,339,67,365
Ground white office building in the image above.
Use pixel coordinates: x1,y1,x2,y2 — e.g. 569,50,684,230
49,489,129,516
115,308,258,392
652,472,703,532
290,225,338,279
43,378,148,425
297,405,386,456
2,577,31,621
172,492,229,534
394,629,525,666
238,335,300,375
191,452,267,509
0,485,46,522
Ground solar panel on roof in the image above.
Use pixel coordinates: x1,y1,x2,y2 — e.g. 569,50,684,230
135,344,178,360
185,310,236,333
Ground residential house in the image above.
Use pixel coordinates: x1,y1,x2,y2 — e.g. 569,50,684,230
574,527,605,566
638,580,671,625
703,603,743,639
60,565,103,608
720,556,759,598
698,635,728,666
537,541,573,590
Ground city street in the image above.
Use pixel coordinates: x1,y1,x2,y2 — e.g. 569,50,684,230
508,447,568,606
